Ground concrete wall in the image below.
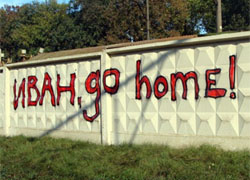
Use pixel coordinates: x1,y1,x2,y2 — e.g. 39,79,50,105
1,32,250,150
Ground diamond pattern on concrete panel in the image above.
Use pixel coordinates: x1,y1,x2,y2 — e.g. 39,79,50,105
176,48,194,69
216,65,231,91
216,98,238,136
158,112,177,134
159,99,176,113
125,70,135,92
239,114,250,137
113,96,126,113
141,53,158,82
196,113,216,136
195,47,215,67
78,61,90,79
126,113,142,133
238,73,250,97
125,55,140,73
90,61,100,72
27,113,36,128
216,98,238,113
55,113,66,130
237,43,250,64
177,97,195,113
91,117,100,132
238,92,250,137
18,113,27,128
238,62,250,73
196,68,208,87
46,65,56,81
56,96,67,112
46,114,55,129
36,113,46,129
216,113,238,136
215,44,236,65
177,113,196,135
79,116,91,131
238,95,250,113
9,69,18,87
10,113,17,127
27,67,36,76
142,112,158,134
126,93,141,112
196,97,216,113
157,50,175,71
56,64,66,77
66,96,78,112
113,113,127,133
141,98,158,113
18,68,27,81
112,56,125,72
66,113,79,131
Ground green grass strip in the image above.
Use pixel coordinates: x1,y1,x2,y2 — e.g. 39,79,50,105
0,136,250,180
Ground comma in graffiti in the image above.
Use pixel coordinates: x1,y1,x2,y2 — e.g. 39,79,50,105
78,96,82,109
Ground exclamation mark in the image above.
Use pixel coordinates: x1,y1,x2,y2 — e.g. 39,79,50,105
229,55,236,99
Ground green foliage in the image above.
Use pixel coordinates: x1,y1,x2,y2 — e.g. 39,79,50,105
222,0,250,31
0,5,20,60
0,0,249,61
0,136,250,180
186,0,250,34
99,0,189,44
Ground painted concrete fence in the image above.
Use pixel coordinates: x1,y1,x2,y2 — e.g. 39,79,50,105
0,32,250,150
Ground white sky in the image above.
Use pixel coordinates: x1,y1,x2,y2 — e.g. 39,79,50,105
0,0,70,8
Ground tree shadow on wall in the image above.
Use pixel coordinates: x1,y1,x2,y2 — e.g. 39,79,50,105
39,38,189,144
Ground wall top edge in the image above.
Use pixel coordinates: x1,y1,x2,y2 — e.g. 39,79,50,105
4,31,250,68
106,31,250,55
6,52,102,69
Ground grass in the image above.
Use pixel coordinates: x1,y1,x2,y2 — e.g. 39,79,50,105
0,136,250,180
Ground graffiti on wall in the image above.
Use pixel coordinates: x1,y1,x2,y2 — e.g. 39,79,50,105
13,55,236,122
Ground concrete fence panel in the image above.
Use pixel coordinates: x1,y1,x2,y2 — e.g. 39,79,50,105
7,57,102,143
105,40,250,149
1,32,250,149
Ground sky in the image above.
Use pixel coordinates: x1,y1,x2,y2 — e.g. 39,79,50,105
0,0,70,8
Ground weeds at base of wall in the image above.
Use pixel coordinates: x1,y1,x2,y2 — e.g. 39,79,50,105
0,135,250,180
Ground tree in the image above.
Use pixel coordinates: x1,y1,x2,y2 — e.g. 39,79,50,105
100,0,189,44
11,1,83,54
222,0,250,31
69,0,111,46
186,0,249,34
0,5,20,60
